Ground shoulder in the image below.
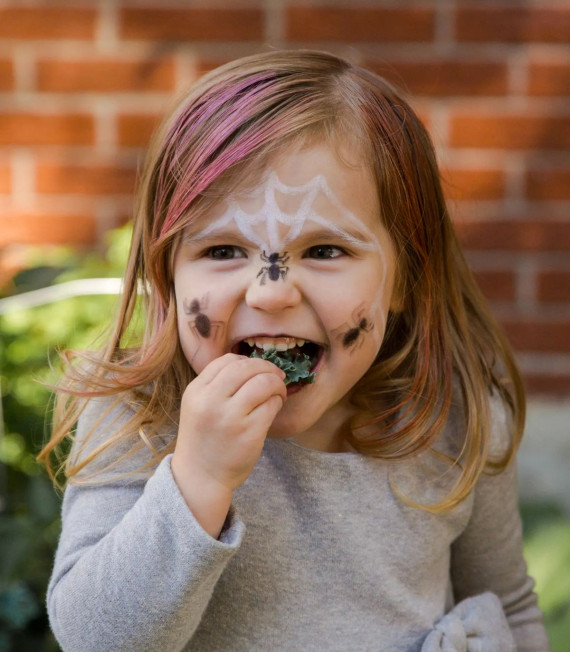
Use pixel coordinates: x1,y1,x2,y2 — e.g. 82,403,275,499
486,391,514,460
438,379,514,462
70,393,175,484
76,395,136,438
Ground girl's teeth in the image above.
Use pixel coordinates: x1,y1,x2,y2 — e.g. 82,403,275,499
245,337,304,351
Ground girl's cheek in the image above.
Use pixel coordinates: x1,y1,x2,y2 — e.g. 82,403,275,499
177,290,228,369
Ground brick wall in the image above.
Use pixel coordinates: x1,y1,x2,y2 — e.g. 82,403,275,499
1,1,569,397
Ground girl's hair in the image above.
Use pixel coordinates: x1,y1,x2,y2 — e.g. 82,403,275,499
39,49,525,511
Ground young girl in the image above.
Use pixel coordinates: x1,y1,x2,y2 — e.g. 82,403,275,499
40,50,549,651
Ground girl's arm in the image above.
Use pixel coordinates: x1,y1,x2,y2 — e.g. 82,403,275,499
47,402,245,652
48,353,285,651
450,403,550,651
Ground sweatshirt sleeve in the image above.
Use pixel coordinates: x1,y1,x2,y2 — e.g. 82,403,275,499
47,403,245,652
449,402,550,652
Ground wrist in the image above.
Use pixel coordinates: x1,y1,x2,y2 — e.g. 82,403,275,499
171,453,233,540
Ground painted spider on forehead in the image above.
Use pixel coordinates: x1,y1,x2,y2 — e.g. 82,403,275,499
332,303,374,352
256,251,289,285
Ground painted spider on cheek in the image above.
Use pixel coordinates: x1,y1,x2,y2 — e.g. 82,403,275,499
332,303,374,352
182,294,224,340
256,251,290,285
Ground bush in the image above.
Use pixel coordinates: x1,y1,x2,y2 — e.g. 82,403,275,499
0,226,131,650
522,503,570,650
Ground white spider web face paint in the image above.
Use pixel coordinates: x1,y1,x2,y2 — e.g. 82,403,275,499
190,169,391,350
193,170,380,254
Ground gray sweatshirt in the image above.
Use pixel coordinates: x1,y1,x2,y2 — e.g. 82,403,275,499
47,398,549,651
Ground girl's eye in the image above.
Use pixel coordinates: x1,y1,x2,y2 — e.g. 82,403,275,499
206,245,246,260
305,245,344,259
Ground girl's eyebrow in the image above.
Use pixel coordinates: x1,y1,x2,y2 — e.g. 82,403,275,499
182,228,251,246
291,227,374,249
182,224,377,250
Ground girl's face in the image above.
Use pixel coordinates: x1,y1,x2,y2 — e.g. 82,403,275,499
173,141,398,451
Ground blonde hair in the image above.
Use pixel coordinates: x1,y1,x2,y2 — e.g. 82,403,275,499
39,50,525,511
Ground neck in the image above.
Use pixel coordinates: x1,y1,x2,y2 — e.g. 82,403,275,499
291,400,356,453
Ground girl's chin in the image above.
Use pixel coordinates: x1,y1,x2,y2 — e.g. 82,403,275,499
266,414,303,439
266,409,315,440
266,430,290,440
266,382,354,443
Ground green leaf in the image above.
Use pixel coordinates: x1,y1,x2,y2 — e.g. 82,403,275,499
250,348,315,385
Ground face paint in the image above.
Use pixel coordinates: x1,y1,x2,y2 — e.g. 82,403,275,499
190,170,380,255
182,294,224,340
256,251,290,285
184,297,211,337
187,169,390,335
332,303,375,352
173,142,399,451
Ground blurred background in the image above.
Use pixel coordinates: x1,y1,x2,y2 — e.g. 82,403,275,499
0,1,569,649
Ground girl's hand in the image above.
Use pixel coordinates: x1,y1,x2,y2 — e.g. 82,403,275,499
171,353,287,538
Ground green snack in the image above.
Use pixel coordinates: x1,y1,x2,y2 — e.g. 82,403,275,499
251,348,316,385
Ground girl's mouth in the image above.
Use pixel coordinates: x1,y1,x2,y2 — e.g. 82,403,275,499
235,337,321,367
232,336,324,392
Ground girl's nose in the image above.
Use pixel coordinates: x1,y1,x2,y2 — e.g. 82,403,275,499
245,270,302,313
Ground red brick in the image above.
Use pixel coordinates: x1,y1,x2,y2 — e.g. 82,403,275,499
527,167,570,200
528,60,570,96
0,7,96,40
196,58,233,77
443,168,505,201
0,251,26,290
537,271,570,302
36,162,137,196
501,320,570,353
450,112,570,150
0,213,96,247
0,113,94,146
120,8,263,41
118,114,161,147
367,59,508,97
0,59,14,91
457,7,570,43
473,270,516,302
286,6,435,42
456,220,570,252
0,163,10,193
523,373,570,397
37,58,176,93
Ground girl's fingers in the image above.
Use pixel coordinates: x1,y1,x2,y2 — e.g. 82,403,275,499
246,394,285,425
205,356,285,399
233,371,287,415
193,353,245,386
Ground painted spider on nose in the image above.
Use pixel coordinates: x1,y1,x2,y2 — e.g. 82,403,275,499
256,251,289,285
